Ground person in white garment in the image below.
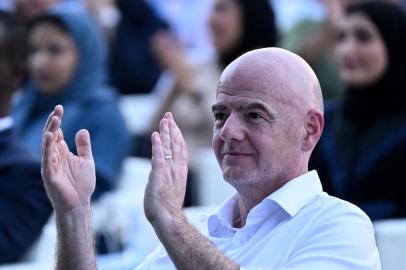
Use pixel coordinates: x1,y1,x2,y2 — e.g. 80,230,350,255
40,47,381,270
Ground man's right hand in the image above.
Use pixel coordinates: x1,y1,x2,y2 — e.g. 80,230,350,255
41,105,96,214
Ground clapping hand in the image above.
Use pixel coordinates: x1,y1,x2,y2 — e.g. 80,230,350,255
144,112,188,225
41,105,96,214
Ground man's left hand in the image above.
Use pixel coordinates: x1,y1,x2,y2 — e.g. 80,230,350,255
144,112,188,225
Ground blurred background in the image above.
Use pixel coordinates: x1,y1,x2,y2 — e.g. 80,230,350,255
1,0,406,269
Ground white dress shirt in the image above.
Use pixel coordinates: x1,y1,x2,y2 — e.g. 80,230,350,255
136,171,381,270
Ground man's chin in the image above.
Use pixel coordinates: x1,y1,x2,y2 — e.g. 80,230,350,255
222,168,246,183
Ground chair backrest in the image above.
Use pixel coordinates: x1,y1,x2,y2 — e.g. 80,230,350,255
374,219,406,270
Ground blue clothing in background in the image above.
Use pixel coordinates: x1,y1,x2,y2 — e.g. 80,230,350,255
13,3,131,200
109,0,168,94
0,127,52,263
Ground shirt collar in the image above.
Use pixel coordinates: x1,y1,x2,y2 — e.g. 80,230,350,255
0,116,13,132
208,170,323,234
265,170,323,217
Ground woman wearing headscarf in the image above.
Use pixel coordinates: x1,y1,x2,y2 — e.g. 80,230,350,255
310,1,406,220
12,3,131,200
149,0,277,205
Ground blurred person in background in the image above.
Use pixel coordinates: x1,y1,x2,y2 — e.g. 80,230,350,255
108,0,169,95
12,3,130,200
21,0,170,95
279,0,406,101
14,0,59,23
147,0,215,62
310,1,406,220
149,0,278,205
0,10,52,263
278,0,356,101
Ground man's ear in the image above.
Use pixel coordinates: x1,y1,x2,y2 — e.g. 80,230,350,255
302,109,324,152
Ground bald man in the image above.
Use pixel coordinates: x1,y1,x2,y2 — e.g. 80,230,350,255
41,48,381,270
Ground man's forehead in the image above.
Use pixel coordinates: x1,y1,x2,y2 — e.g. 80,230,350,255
216,72,290,101
215,70,304,112
217,58,292,94
214,83,290,112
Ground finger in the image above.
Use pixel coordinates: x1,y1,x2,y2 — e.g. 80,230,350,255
57,128,65,142
43,111,54,133
75,129,93,160
41,131,55,180
41,116,59,156
166,112,187,162
48,116,61,133
151,131,165,170
159,117,172,160
55,104,64,120
43,105,64,133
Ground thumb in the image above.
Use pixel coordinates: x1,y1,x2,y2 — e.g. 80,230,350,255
75,129,93,160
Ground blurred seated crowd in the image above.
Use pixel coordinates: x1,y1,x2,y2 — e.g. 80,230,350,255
1,0,406,268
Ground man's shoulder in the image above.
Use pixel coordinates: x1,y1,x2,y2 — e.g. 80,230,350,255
310,192,371,221
319,192,368,211
299,192,374,238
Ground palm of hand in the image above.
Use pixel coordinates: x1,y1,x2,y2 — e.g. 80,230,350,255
42,106,96,213
45,136,95,212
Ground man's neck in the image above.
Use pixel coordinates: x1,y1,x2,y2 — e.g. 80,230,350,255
233,168,310,228
234,193,264,228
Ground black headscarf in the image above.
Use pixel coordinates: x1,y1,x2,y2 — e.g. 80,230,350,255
343,1,406,123
219,0,278,68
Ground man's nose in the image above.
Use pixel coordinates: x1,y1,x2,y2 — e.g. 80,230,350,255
220,113,245,142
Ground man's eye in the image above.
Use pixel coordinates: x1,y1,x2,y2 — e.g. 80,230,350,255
247,112,263,120
214,112,227,121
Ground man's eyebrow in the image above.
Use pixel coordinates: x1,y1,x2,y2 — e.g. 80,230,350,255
212,104,227,112
241,102,275,119
242,102,273,112
241,102,267,110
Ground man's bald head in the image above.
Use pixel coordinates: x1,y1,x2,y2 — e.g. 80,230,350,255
214,47,324,172
218,47,324,115
212,48,325,197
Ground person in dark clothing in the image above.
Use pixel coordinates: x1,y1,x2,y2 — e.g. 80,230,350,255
12,3,131,200
214,0,278,69
109,0,168,94
0,10,52,263
310,1,406,220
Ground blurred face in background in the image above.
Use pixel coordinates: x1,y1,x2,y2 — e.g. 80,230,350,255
15,0,58,21
209,0,243,55
28,22,78,95
335,12,388,87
